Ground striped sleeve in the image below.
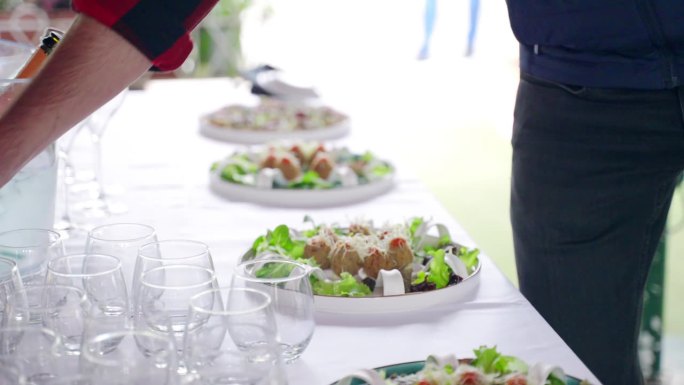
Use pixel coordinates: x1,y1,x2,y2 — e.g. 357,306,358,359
72,0,218,71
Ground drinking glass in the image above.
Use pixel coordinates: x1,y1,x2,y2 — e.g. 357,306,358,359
80,329,177,384
0,256,24,325
5,285,90,355
135,265,218,350
133,240,215,310
0,228,64,283
63,89,129,225
0,363,22,385
0,326,70,383
183,287,284,385
86,223,157,309
232,259,314,363
45,253,128,318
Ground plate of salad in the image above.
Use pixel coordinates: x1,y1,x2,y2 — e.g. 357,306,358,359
210,142,395,207
242,217,481,314
199,97,350,144
332,346,593,385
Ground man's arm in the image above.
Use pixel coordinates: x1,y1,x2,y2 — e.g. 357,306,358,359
0,14,151,187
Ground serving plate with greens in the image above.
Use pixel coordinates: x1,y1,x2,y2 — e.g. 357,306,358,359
199,98,350,144
210,142,394,207
333,346,592,385
242,217,481,314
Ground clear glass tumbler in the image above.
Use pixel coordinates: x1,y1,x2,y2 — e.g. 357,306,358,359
232,259,315,364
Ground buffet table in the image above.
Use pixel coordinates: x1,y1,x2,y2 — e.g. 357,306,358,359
85,78,600,384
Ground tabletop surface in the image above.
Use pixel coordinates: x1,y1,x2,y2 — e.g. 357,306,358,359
74,78,600,385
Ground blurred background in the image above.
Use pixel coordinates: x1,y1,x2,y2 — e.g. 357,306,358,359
1,0,683,382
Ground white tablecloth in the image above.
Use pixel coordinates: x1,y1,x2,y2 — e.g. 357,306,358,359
85,78,600,384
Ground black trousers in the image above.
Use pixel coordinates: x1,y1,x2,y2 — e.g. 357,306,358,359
511,73,684,385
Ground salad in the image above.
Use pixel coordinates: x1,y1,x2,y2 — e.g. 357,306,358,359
247,217,480,297
205,97,348,132
337,346,593,385
211,142,394,190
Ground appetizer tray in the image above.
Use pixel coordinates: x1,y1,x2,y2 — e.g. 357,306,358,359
241,217,481,314
210,142,395,207
332,346,590,385
199,97,350,144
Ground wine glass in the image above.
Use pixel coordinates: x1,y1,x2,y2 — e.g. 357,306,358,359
0,363,22,384
5,285,90,355
80,329,177,384
0,256,24,325
86,223,157,310
231,259,315,364
45,254,128,319
0,326,71,383
69,89,128,221
135,264,219,361
183,287,285,385
0,228,64,284
132,240,215,312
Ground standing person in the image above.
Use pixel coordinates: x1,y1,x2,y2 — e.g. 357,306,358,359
506,2,684,384
0,0,219,187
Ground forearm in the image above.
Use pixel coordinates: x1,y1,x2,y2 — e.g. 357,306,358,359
0,14,151,187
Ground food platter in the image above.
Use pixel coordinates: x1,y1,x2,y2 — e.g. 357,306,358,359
331,346,589,385
199,98,350,144
241,218,481,314
209,143,395,207
332,361,585,385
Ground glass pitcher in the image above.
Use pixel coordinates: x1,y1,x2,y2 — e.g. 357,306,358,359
0,78,58,233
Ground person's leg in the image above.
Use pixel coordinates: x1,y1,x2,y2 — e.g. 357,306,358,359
510,74,684,385
418,0,436,60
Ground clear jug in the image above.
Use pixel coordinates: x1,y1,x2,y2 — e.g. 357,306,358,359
0,73,58,233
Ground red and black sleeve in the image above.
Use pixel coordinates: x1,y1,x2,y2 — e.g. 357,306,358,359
72,0,218,71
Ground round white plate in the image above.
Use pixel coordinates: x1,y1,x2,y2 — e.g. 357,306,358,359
312,262,480,314
209,172,394,207
199,115,351,144
240,248,481,314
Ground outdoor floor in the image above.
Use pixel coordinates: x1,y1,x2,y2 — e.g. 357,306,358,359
235,0,684,381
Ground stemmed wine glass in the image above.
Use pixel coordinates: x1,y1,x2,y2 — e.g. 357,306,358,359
55,89,128,233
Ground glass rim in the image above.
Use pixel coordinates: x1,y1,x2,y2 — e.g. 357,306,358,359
88,223,156,243
0,255,18,268
0,228,61,249
139,264,216,290
11,284,88,312
235,259,309,283
47,253,122,278
81,329,174,367
0,325,60,342
137,239,209,261
190,287,271,316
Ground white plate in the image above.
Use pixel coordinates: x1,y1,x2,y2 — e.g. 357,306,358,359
199,115,351,144
312,262,480,314
240,238,481,314
209,172,394,207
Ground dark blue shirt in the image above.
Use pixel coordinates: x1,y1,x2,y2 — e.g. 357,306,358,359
507,0,684,89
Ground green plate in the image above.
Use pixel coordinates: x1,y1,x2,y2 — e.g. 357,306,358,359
334,361,584,385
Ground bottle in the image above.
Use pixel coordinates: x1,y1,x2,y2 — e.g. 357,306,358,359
15,28,63,79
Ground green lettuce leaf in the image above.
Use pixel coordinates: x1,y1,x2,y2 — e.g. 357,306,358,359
426,249,451,289
311,273,371,297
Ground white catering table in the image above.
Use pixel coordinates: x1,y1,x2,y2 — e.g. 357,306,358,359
83,78,600,385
